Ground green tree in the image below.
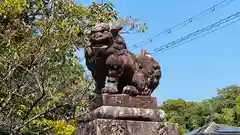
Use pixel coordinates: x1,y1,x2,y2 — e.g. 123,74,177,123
160,98,189,134
160,85,240,134
235,95,240,126
0,0,146,134
211,85,240,126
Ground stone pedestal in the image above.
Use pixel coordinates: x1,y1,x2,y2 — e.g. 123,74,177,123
73,119,179,135
89,94,158,111
73,94,179,135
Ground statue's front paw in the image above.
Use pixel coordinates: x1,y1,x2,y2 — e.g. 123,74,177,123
123,85,139,96
141,88,151,96
101,84,118,94
137,82,146,91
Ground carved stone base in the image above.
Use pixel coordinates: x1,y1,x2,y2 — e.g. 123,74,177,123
73,94,177,135
79,106,165,123
89,94,158,111
73,119,179,135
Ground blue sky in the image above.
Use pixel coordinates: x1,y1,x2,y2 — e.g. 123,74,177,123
76,0,240,103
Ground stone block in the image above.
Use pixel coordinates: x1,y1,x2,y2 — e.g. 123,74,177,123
73,119,180,135
89,94,157,111
79,106,165,123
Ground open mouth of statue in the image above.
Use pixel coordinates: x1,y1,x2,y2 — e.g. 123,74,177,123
91,45,108,49
91,37,112,44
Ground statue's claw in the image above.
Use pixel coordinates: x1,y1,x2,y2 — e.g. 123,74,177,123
141,88,151,96
101,83,118,94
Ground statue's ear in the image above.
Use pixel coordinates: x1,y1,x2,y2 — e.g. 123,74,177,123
110,25,123,35
140,49,147,55
140,49,153,59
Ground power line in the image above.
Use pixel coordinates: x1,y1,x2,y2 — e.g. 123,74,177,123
128,0,238,50
150,11,240,55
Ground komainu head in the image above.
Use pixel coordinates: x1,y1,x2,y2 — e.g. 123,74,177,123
89,23,124,46
89,23,114,47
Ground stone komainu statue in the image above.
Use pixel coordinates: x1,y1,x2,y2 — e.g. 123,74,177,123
84,23,161,96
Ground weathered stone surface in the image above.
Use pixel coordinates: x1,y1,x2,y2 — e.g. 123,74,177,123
89,94,158,111
79,106,165,123
73,119,180,135
85,23,161,96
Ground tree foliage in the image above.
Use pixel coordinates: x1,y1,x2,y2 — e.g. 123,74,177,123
0,0,147,134
160,85,240,134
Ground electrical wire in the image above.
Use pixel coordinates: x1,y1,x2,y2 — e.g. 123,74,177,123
128,0,238,50
150,12,240,55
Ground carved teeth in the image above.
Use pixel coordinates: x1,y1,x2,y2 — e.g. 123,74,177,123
101,45,108,48
92,45,108,49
